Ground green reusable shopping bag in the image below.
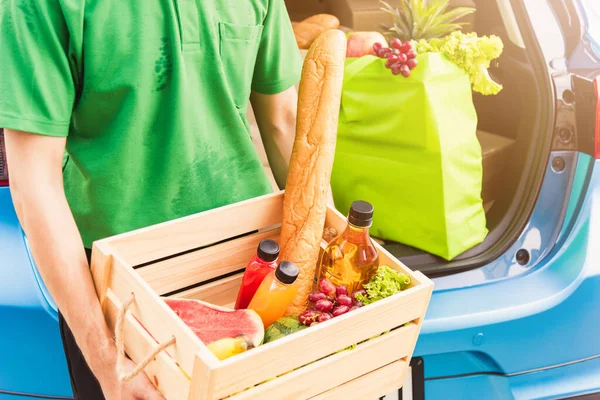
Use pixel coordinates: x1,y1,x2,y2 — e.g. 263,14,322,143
331,52,488,260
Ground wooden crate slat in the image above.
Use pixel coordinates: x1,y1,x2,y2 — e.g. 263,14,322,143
104,290,191,400
91,242,114,307
108,254,218,377
138,228,280,296
189,354,217,400
104,192,285,266
324,206,348,236
225,323,418,400
309,359,408,400
174,273,243,307
209,286,430,398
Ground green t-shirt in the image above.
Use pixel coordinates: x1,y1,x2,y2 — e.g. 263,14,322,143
0,0,301,247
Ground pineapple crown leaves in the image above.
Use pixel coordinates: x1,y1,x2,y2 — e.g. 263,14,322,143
380,0,476,41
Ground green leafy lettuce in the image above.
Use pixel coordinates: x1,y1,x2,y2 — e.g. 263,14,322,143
416,31,504,95
357,265,411,305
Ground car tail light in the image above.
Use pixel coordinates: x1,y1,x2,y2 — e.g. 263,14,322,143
0,129,8,186
595,76,600,159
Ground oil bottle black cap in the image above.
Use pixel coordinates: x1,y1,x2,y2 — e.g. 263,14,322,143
348,200,374,227
275,261,299,284
257,239,279,262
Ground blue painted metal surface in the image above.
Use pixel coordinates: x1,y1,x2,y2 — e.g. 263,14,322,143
433,152,579,291
0,187,72,398
414,157,600,398
425,354,600,400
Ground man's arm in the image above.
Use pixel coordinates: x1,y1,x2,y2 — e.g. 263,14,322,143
250,87,297,190
4,129,162,400
251,87,336,206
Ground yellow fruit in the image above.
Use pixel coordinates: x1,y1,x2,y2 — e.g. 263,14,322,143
207,335,252,361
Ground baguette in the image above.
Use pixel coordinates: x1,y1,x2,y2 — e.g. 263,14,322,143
281,30,347,316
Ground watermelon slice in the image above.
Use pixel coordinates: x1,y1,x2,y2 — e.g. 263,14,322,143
164,298,264,347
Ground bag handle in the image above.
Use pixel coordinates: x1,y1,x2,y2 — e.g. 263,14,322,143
115,292,176,382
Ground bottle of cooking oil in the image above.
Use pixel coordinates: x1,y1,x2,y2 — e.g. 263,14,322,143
317,201,379,295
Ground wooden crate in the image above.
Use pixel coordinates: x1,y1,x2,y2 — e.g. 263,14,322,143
91,191,434,400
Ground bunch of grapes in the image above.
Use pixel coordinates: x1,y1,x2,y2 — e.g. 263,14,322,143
298,278,366,326
373,38,418,77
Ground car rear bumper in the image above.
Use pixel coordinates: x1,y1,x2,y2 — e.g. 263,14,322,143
0,390,71,400
416,155,600,398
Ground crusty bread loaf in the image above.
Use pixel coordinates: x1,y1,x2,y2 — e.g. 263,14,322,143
293,22,327,49
302,14,340,30
282,30,347,316
293,14,341,49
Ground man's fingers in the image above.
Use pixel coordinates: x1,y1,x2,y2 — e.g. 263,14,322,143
146,390,165,400
138,390,164,400
143,380,165,400
131,373,165,400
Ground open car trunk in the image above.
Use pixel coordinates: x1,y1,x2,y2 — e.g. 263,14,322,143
261,0,555,277
375,0,555,276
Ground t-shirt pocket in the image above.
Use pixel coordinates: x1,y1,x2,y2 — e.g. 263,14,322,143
218,22,263,110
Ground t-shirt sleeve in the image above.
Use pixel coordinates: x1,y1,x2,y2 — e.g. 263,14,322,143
0,0,78,137
251,0,302,95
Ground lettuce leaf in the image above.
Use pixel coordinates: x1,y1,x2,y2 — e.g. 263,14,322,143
416,31,504,95
357,265,411,305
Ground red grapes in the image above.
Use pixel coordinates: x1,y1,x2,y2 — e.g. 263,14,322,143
335,285,348,297
373,42,383,54
300,278,366,326
336,295,353,307
315,299,334,312
298,310,320,325
318,313,333,323
332,305,350,317
319,277,336,297
400,64,411,77
372,40,419,77
308,291,327,303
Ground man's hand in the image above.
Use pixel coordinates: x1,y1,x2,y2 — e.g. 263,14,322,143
250,86,298,190
100,358,164,400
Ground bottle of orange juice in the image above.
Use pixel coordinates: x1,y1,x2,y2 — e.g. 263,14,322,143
248,261,298,328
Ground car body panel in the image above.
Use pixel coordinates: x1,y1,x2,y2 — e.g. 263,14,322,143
0,393,70,400
425,354,600,400
416,157,600,397
0,187,72,398
431,151,580,291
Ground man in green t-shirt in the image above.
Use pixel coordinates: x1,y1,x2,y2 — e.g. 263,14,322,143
0,0,302,398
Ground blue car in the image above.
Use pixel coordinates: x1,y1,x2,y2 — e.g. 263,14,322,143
2,0,600,399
